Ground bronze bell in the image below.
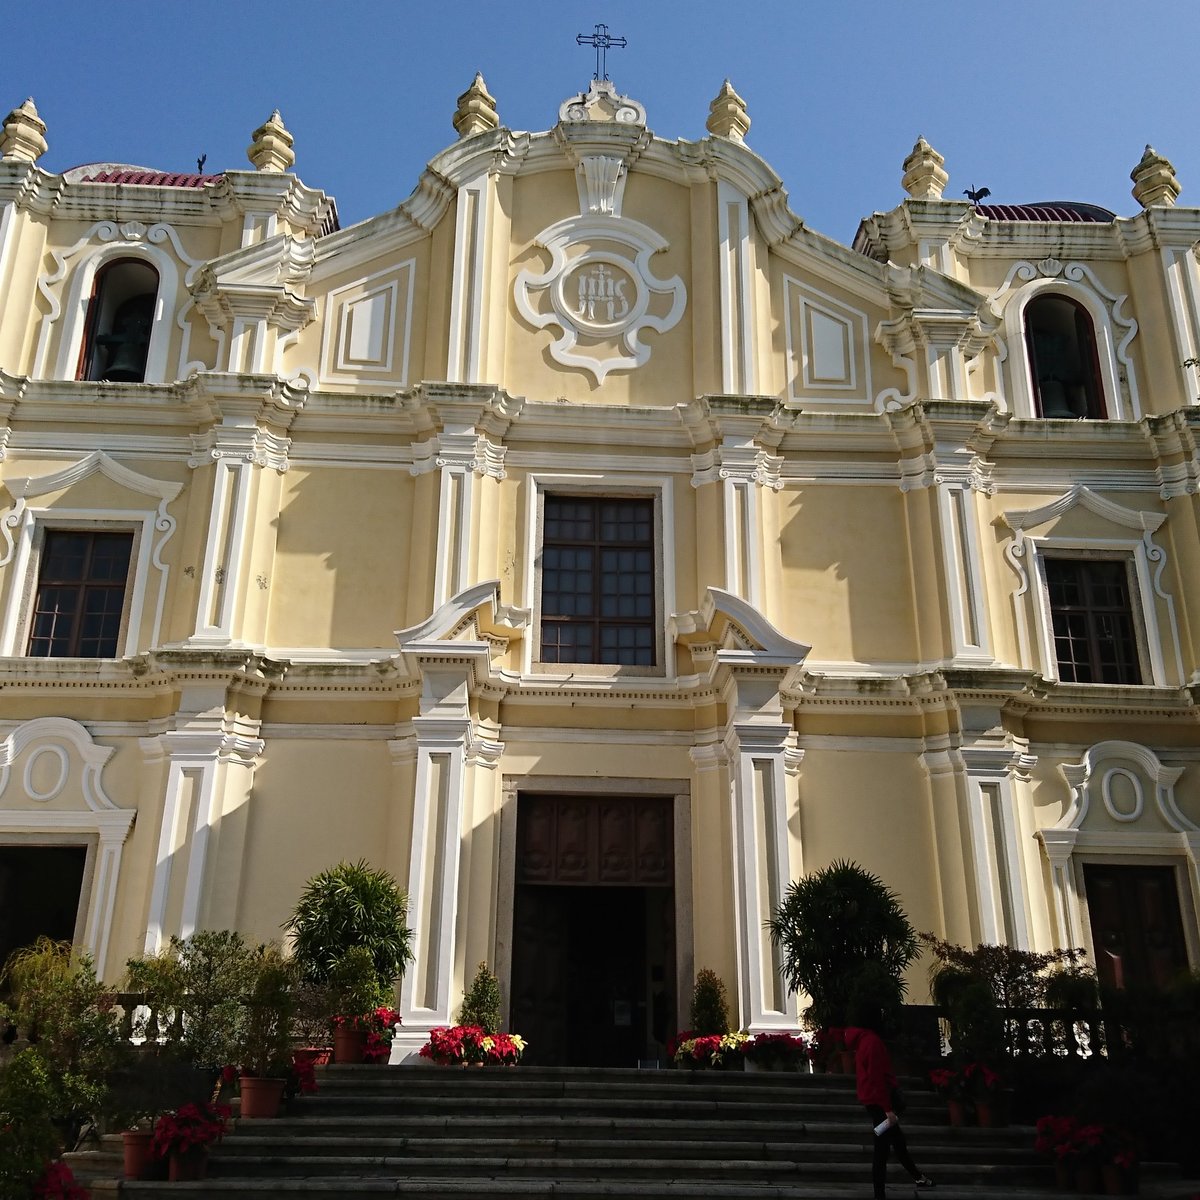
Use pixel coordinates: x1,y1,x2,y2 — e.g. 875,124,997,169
97,293,154,382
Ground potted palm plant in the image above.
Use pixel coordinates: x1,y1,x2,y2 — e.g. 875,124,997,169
768,861,918,1030
286,860,414,1062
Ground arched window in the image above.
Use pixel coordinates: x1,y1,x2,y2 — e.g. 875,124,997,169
1024,294,1106,419
77,258,160,382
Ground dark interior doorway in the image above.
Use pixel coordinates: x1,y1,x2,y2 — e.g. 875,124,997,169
1083,863,1190,991
509,794,675,1067
0,845,87,979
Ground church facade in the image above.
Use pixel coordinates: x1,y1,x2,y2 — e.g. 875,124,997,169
0,76,1198,1065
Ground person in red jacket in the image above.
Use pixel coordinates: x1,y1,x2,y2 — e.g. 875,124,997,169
844,1022,935,1199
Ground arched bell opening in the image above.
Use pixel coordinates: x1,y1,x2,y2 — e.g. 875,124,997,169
1024,293,1106,419
77,257,160,383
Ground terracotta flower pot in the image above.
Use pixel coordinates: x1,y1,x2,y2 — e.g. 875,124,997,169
1054,1159,1073,1191
1074,1162,1101,1194
292,1046,331,1069
333,1026,367,1063
121,1129,155,1181
946,1097,968,1128
239,1074,286,1119
1101,1163,1139,1195
975,1092,1010,1128
168,1147,208,1182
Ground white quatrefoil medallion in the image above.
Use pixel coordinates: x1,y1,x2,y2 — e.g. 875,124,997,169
515,215,687,384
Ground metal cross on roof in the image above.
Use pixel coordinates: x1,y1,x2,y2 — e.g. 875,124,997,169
576,23,627,81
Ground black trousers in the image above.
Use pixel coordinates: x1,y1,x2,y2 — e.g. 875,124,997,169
865,1104,921,1200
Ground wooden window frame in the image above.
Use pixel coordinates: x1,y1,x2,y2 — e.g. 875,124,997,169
539,494,657,668
24,526,137,659
1042,553,1145,685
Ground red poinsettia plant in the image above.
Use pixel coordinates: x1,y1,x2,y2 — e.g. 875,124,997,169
740,1031,810,1067
962,1061,1002,1095
151,1100,230,1159
419,1024,526,1066
333,1005,400,1062
1035,1116,1138,1168
929,1065,967,1098
32,1162,89,1200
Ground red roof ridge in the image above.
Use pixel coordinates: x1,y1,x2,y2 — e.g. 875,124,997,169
79,169,223,188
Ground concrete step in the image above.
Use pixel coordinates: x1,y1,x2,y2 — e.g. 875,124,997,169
214,1133,1042,1165
116,1179,1184,1200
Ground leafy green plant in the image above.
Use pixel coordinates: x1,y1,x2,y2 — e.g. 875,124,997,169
328,945,388,1020
920,933,1085,1060
458,962,502,1034
769,861,918,1028
2,938,121,1142
285,860,414,989
235,945,297,1077
689,968,730,1036
0,1048,64,1200
125,931,255,1068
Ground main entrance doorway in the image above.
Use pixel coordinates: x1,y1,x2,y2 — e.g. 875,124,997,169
1083,863,1190,991
0,844,88,974
509,794,675,1067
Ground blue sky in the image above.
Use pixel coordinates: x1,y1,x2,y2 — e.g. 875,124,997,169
8,1,1198,244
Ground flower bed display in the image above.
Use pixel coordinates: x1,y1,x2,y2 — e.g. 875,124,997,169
419,1024,526,1066
740,1031,810,1070
671,1031,749,1068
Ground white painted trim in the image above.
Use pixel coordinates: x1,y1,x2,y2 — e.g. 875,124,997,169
513,214,687,384
0,717,133,974
45,231,186,385
1000,488,1182,686
937,482,992,660
993,263,1140,420
189,459,253,642
1039,740,1198,957
784,276,873,404
447,173,488,383
319,259,416,385
727,723,794,1031
717,181,754,395
140,728,263,952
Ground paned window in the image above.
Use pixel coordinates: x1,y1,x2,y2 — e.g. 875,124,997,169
28,530,133,658
540,496,655,666
1044,557,1141,684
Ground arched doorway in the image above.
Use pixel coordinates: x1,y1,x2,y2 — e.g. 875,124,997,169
509,793,676,1066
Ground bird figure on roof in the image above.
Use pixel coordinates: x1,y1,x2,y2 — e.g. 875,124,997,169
196,154,207,173
964,185,991,203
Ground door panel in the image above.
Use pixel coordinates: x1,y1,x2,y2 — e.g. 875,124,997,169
1083,864,1189,991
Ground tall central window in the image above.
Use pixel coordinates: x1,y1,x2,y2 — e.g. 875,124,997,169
540,496,655,666
1044,557,1141,684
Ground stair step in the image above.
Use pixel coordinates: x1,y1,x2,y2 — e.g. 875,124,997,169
68,1065,1181,1199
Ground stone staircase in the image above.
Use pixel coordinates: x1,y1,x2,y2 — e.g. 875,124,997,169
80,1063,1183,1198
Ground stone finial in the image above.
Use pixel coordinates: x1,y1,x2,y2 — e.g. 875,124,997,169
901,136,948,200
705,80,750,143
453,73,499,138
247,110,295,172
1,97,48,163
1131,144,1181,208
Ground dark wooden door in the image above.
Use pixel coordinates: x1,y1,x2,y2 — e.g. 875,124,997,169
1083,864,1189,991
509,795,673,1066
